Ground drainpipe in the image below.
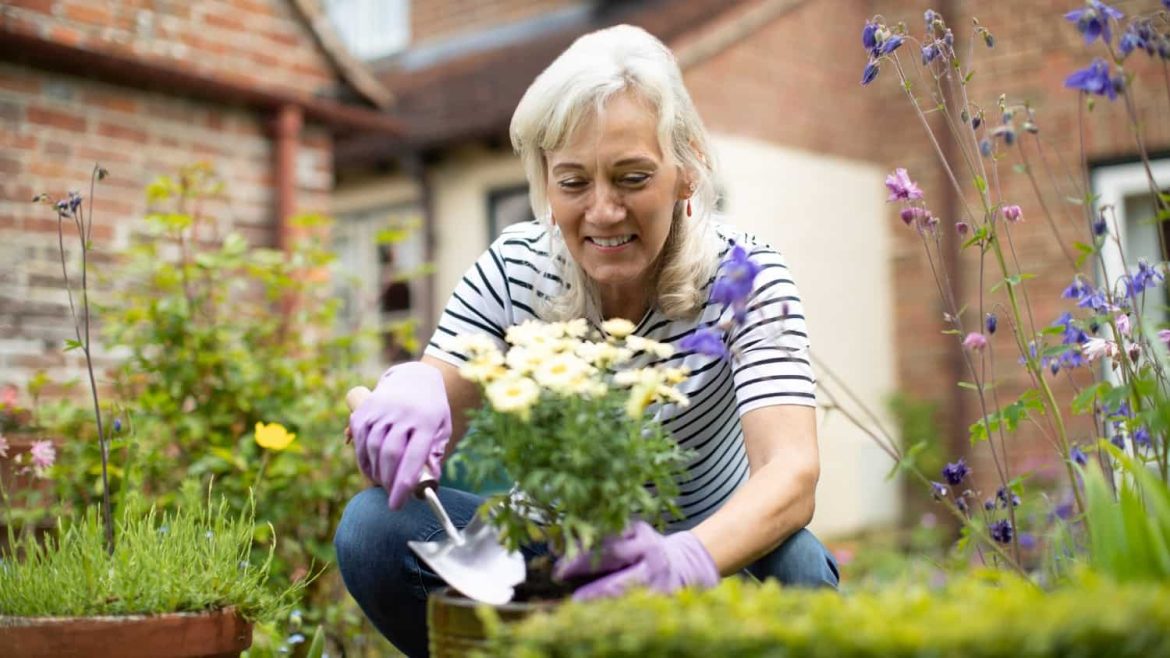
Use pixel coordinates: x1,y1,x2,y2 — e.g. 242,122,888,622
274,104,303,252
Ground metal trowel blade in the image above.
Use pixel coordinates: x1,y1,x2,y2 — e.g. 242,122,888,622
408,514,526,605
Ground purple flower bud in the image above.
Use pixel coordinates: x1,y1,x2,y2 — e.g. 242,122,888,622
984,499,996,511
955,221,969,235
862,21,878,50
922,44,938,64
972,115,983,130
680,328,727,359
980,139,993,157
861,61,879,85
930,481,949,500
1018,532,1037,550
1003,205,1023,222
1071,445,1088,466
1111,434,1126,449
113,418,122,433
985,313,997,335
879,34,905,56
956,498,969,514
900,207,919,225
944,29,954,47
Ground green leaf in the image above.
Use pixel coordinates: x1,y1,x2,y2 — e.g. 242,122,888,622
974,175,987,194
305,625,326,658
64,339,82,352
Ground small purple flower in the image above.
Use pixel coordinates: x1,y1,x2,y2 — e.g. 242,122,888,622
962,332,988,351
942,458,970,486
879,34,905,55
1071,445,1089,466
30,440,55,470
1003,205,1023,222
1133,426,1151,447
67,191,82,214
922,44,939,65
989,519,1013,544
1065,58,1122,100
979,139,993,157
1092,217,1108,236
930,481,949,500
1129,258,1163,296
113,418,122,433
955,221,969,235
711,244,761,309
985,313,997,335
885,168,924,202
900,207,922,225
1018,532,1037,550
1110,433,1126,449
956,497,969,514
862,21,878,50
1054,499,1075,520
1064,1,1124,46
680,328,727,358
984,499,996,512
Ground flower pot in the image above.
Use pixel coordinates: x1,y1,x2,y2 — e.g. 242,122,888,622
427,588,556,657
0,607,253,658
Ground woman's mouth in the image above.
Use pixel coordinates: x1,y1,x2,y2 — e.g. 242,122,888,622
587,235,636,250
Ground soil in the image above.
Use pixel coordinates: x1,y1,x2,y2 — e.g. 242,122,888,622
512,555,592,602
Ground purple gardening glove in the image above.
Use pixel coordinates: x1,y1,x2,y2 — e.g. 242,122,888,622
349,362,452,510
554,521,720,601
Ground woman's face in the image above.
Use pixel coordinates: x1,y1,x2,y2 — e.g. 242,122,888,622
545,92,690,299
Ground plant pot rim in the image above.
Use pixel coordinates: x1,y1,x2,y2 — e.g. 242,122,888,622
0,605,246,627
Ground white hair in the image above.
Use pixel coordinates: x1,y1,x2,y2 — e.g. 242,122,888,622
509,24,720,322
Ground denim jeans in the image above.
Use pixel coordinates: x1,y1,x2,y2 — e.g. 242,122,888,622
334,486,839,658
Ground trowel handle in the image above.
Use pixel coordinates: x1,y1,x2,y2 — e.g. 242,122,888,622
345,385,440,501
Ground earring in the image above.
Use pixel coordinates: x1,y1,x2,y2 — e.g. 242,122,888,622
686,198,692,218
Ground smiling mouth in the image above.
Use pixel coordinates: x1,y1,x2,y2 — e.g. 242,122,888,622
587,235,636,248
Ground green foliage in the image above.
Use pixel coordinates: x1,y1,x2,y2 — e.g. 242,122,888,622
455,386,691,559
1082,444,1170,582
0,482,299,620
968,389,1044,444
480,574,1170,657
41,165,394,650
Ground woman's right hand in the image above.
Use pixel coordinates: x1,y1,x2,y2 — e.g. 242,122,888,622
348,361,453,510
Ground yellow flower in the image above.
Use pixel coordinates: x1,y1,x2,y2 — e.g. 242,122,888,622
662,367,690,385
486,376,540,420
614,367,662,388
506,320,558,348
533,353,594,393
601,318,636,339
575,341,632,368
625,382,658,419
255,422,296,451
561,318,590,338
505,345,551,375
625,335,674,358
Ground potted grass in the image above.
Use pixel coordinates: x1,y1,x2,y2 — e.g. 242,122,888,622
426,318,695,653
0,165,300,657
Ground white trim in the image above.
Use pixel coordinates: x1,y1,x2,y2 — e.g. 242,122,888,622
1091,158,1170,298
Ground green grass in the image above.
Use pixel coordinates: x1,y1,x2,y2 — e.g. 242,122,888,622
0,486,301,620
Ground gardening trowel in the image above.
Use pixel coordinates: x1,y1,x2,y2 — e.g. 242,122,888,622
346,386,526,605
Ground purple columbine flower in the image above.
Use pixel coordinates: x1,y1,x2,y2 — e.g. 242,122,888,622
1071,445,1089,466
1092,217,1108,235
1133,426,1151,447
942,458,970,486
955,221,969,235
956,497,969,514
113,418,122,433
979,139,993,157
30,440,56,470
67,191,82,214
989,519,1013,544
922,43,939,64
1065,58,1123,100
885,168,923,201
900,207,922,225
1003,205,1023,222
1111,433,1126,449
1018,532,1037,550
1119,27,1144,58
930,481,949,499
711,244,761,310
879,34,905,55
983,499,996,512
1130,258,1163,294
680,327,727,358
862,21,878,50
985,313,997,335
1065,1,1124,46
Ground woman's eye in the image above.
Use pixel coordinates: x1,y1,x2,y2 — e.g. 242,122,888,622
558,179,586,190
620,174,650,186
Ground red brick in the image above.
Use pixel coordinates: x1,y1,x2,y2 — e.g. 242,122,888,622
26,105,86,131
61,2,111,25
95,121,148,143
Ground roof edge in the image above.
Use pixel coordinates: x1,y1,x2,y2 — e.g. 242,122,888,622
672,0,811,70
289,0,395,109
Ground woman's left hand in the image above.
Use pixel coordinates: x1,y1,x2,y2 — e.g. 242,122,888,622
554,521,720,601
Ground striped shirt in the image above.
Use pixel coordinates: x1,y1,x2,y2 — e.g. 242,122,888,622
424,220,816,530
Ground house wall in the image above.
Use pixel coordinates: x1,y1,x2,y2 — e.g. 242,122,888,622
710,133,901,537
410,0,584,46
0,0,339,389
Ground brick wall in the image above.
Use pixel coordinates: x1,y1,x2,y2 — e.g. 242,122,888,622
0,0,337,391
410,0,583,46
2,0,338,97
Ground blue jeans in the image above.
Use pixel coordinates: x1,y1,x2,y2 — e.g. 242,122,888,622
334,486,839,658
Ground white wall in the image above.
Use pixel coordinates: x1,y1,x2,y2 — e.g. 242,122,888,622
428,146,530,305
711,133,902,538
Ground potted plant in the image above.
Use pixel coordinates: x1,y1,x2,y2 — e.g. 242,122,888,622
426,318,695,651
0,165,301,657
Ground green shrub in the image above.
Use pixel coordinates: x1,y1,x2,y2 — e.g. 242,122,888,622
480,574,1170,657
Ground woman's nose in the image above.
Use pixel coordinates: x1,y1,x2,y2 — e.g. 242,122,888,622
585,181,626,224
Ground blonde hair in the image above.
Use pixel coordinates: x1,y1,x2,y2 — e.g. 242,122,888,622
509,24,720,322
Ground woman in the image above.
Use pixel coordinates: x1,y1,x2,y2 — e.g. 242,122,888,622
335,24,838,658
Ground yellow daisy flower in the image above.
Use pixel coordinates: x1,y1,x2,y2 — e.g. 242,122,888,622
255,422,296,451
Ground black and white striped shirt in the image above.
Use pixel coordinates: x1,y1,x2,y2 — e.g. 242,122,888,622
424,220,816,530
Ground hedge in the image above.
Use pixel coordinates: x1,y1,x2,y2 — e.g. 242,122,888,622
480,572,1170,657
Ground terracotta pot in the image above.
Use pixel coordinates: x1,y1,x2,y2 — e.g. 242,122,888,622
0,607,253,658
427,588,556,658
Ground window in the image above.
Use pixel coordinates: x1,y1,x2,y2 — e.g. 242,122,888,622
487,184,534,241
325,0,410,60
332,204,426,370
1092,158,1170,328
